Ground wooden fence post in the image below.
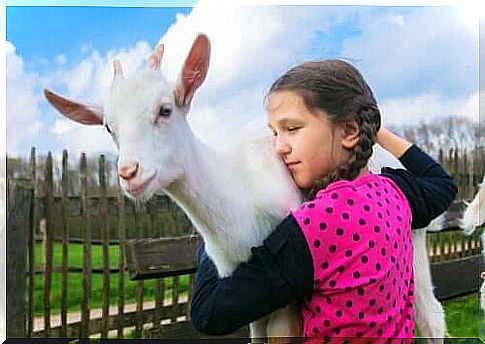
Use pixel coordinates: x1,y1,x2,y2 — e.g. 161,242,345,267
7,178,33,338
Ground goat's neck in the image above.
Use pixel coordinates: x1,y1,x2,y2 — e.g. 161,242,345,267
164,134,246,241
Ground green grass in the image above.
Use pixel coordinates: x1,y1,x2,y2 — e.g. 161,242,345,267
443,293,482,339
32,242,190,317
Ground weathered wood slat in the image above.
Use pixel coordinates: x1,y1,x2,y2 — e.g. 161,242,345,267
125,235,201,280
34,236,122,245
7,178,32,338
185,273,195,318
60,149,69,337
43,152,54,337
134,203,145,337
99,154,110,338
33,266,121,274
171,276,180,323
80,153,92,337
116,187,126,339
27,148,36,337
148,198,163,331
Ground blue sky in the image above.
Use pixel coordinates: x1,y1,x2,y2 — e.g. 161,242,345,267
4,2,480,158
7,6,192,66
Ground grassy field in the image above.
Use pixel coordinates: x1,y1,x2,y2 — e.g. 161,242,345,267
33,242,483,339
32,242,190,316
442,293,482,339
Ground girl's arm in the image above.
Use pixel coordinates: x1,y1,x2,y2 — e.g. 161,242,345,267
191,215,313,335
377,127,458,229
376,127,412,158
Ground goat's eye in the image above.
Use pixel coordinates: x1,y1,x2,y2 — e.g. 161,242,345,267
158,105,172,118
105,124,112,134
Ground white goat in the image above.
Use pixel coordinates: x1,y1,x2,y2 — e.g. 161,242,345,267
44,34,446,342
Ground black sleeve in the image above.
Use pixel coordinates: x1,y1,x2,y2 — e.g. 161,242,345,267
381,144,458,229
190,214,314,335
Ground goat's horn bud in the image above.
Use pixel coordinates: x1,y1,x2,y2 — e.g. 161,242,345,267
148,44,164,70
113,59,124,79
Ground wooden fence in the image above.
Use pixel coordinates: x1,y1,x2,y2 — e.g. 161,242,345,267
5,146,485,339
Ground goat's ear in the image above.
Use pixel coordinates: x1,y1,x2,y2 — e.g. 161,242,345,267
174,33,210,113
44,89,104,125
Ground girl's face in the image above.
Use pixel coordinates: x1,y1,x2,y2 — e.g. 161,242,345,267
267,90,353,189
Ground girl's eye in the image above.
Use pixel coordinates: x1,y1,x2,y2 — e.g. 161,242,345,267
159,104,173,118
288,126,300,132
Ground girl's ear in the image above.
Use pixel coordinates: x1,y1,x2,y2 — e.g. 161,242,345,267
340,118,360,149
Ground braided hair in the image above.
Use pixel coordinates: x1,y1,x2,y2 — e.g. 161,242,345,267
268,60,381,199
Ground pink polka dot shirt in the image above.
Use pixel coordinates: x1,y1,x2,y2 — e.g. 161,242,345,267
291,172,415,338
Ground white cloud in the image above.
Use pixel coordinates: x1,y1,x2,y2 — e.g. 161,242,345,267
9,4,479,159
6,41,43,156
53,122,117,156
379,91,479,127
341,7,478,100
51,118,77,135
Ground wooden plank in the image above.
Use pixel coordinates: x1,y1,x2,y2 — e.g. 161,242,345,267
60,149,70,337
116,187,126,339
134,203,145,337
432,254,483,300
34,236,122,245
80,153,92,337
99,154,110,338
27,147,36,337
171,276,180,323
125,235,201,280
42,152,54,337
148,198,162,331
185,274,195,318
33,266,121,274
6,178,33,338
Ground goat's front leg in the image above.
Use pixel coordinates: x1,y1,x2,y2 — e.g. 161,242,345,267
266,302,302,344
250,315,270,343
413,228,446,344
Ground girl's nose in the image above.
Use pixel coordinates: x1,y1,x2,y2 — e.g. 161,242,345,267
274,137,292,156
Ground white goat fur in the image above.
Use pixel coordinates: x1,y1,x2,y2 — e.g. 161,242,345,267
460,175,485,314
44,34,447,342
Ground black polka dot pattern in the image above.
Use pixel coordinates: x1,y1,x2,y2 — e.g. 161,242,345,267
293,174,414,337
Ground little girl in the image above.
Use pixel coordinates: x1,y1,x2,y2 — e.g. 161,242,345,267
190,60,457,339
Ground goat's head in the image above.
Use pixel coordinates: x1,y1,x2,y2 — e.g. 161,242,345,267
44,34,211,200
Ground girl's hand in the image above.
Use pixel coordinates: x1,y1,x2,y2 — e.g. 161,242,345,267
376,127,413,159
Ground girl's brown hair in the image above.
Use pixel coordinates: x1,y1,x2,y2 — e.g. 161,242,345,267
268,59,381,199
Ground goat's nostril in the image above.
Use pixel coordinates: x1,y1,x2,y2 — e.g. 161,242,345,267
118,162,139,181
